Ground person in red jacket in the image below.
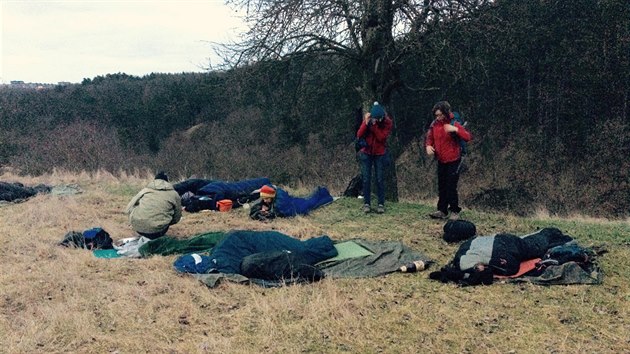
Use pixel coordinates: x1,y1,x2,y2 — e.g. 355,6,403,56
425,101,472,220
357,102,393,214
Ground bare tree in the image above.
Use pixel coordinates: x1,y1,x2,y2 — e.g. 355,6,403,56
220,0,488,104
218,0,490,200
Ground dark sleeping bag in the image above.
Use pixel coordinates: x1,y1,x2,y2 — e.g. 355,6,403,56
0,181,50,202
178,177,271,212
453,234,527,276
207,230,337,275
197,177,271,202
430,228,574,286
519,227,574,259
173,179,217,196
240,250,326,282
454,228,573,275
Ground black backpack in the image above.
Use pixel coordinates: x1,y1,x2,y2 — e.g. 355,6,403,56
343,174,363,197
184,195,216,212
60,227,113,250
443,220,476,243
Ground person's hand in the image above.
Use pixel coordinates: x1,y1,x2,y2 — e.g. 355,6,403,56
475,263,486,271
364,112,371,125
426,145,435,156
444,124,458,133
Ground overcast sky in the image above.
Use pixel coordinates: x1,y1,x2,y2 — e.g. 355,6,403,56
1,0,246,84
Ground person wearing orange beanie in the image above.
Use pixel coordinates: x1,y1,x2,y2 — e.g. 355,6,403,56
259,185,276,199
250,185,277,221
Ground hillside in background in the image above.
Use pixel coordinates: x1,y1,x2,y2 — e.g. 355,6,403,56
0,0,628,218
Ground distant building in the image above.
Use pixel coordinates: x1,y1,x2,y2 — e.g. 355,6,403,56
5,81,56,90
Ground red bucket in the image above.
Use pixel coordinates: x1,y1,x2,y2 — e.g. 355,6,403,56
217,199,233,212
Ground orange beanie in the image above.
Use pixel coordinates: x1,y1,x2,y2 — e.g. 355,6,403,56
259,185,276,198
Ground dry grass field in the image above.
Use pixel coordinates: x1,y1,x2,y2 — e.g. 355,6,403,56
1,170,629,353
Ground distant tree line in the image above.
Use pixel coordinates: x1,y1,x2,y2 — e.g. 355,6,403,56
0,0,628,217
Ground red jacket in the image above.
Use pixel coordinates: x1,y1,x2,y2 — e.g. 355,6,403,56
425,118,472,163
357,115,393,156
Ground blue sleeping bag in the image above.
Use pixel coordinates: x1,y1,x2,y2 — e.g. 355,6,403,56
275,186,333,217
206,230,337,274
197,177,271,201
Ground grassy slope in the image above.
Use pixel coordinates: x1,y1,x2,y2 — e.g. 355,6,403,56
0,171,628,353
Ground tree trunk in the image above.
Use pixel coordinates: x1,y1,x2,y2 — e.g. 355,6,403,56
359,0,399,202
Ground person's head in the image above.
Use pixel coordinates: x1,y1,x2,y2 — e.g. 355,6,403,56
432,101,451,122
155,171,169,182
370,101,386,121
259,185,276,201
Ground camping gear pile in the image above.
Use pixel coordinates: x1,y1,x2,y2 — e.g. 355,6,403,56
46,175,604,290
429,227,603,286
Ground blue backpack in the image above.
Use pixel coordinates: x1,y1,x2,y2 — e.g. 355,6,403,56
451,112,467,156
59,227,113,249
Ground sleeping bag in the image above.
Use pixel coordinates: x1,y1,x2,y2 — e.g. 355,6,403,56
178,177,271,212
274,186,333,217
430,227,573,286
190,230,338,275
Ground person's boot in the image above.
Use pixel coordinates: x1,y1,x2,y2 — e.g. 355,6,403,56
376,204,385,214
429,210,447,219
448,212,460,221
362,204,371,213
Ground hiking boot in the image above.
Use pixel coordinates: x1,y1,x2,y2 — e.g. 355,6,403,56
429,210,447,219
362,204,371,213
376,204,385,214
448,212,460,221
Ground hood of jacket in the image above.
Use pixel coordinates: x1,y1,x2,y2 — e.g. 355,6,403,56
146,179,175,191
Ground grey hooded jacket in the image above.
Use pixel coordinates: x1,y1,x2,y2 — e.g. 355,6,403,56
125,179,182,234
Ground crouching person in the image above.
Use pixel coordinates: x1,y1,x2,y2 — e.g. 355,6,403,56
250,185,277,222
125,172,182,239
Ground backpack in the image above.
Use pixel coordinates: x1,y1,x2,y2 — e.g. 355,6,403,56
343,174,363,197
184,195,216,213
442,219,477,243
352,107,370,152
83,227,114,249
354,137,369,152
59,227,113,250
427,111,468,156
451,112,468,156
542,243,595,266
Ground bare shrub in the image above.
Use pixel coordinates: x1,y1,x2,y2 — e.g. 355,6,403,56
577,116,630,217
156,109,357,195
9,120,144,175
396,139,436,201
6,108,627,218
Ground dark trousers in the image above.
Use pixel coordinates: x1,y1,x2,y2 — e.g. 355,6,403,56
359,152,385,206
437,160,462,214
